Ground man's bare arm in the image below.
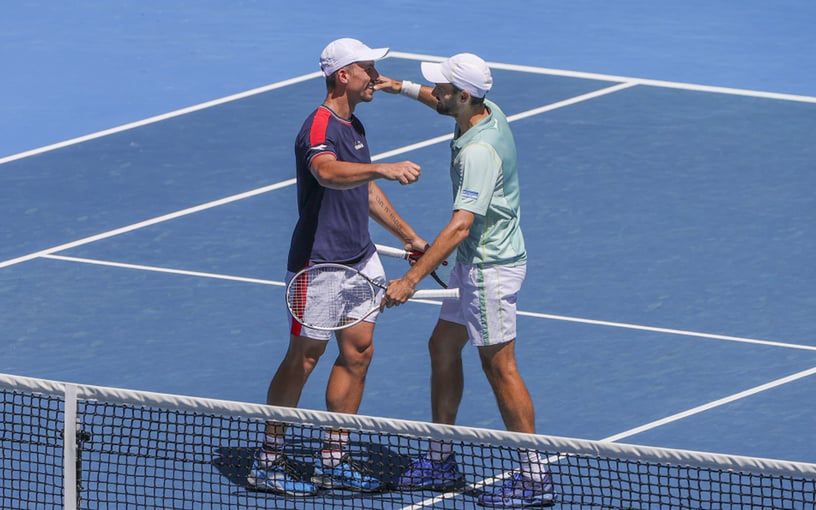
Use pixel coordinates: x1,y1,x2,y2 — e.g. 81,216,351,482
382,209,475,308
311,154,421,190
368,182,427,251
374,76,438,110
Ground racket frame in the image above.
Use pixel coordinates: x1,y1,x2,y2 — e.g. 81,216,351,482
286,262,458,332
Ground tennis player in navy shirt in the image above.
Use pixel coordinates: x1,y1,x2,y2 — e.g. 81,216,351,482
248,38,429,496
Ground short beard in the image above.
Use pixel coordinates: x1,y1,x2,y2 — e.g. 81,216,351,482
436,101,454,115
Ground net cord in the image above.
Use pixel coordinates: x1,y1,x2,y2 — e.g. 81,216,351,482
3,371,815,481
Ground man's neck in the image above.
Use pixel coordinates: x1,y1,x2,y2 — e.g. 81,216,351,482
456,104,489,135
323,93,355,119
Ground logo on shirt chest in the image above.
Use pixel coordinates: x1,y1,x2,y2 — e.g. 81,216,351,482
354,140,365,150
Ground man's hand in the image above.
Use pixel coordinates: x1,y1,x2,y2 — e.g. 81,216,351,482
378,161,421,185
374,75,402,94
404,239,430,261
380,277,417,310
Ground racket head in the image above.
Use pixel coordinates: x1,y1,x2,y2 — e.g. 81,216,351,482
286,264,378,331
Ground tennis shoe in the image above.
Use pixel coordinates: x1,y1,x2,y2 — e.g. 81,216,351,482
311,453,384,492
246,452,318,496
397,454,464,490
478,471,555,508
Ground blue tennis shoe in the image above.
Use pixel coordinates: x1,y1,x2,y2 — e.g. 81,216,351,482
311,453,384,492
397,454,465,490
246,453,318,496
478,471,555,507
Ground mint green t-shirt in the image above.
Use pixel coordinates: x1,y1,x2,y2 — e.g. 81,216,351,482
450,99,526,266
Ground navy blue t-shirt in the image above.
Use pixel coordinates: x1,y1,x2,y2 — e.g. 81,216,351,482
287,105,375,272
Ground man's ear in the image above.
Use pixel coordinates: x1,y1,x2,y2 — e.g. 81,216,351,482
459,90,470,103
336,67,350,85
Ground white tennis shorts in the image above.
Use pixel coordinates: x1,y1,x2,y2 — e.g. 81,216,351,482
439,262,526,347
286,251,386,341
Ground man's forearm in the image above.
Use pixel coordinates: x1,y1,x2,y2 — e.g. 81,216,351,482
404,215,470,285
312,158,382,190
368,183,419,244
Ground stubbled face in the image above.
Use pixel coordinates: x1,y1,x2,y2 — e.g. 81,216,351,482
346,61,379,102
432,83,461,116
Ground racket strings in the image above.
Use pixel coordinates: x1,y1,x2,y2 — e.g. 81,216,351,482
288,266,377,329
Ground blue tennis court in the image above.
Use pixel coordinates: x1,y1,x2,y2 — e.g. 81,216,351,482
2,3,815,508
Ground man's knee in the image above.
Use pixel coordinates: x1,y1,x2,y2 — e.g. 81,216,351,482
283,336,327,373
428,320,467,364
478,342,519,381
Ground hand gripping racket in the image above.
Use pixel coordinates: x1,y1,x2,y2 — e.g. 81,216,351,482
286,263,459,331
375,244,451,289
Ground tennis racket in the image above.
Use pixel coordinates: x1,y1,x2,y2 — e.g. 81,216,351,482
375,244,452,289
286,263,459,331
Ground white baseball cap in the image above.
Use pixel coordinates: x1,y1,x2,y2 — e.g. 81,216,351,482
420,53,493,98
319,38,389,77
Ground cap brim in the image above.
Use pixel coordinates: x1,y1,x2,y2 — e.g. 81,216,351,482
421,62,450,84
361,47,390,62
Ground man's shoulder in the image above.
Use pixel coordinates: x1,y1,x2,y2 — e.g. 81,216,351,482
459,141,500,162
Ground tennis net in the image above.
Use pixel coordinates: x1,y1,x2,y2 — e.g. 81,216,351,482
2,372,815,509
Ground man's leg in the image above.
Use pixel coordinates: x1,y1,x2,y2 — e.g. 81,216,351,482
429,319,470,425
477,340,554,507
326,320,375,413
311,320,383,492
476,340,535,434
398,319,469,491
249,334,327,495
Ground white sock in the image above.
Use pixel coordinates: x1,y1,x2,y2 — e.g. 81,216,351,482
321,430,349,467
260,434,285,464
428,440,453,462
519,449,550,483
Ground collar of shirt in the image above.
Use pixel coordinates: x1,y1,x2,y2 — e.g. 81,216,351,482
451,99,497,151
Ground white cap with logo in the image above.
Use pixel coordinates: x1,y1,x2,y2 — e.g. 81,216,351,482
319,38,390,77
420,53,493,98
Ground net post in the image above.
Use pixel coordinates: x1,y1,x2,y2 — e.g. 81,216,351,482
63,384,77,510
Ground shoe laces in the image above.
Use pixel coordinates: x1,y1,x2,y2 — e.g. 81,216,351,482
270,453,304,480
339,453,378,478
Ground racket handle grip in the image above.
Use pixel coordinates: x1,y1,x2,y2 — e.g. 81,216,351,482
375,244,410,260
413,288,459,299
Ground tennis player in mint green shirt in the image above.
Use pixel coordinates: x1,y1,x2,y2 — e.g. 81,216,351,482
378,54,554,508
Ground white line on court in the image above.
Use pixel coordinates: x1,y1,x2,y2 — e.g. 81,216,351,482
41,254,816,352
390,51,816,104
41,255,286,287
372,82,637,161
400,364,816,509
516,310,816,352
0,72,323,166
0,178,295,270
0,83,627,271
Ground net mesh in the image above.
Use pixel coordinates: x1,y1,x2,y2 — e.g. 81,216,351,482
287,265,376,330
2,376,815,509
0,389,64,509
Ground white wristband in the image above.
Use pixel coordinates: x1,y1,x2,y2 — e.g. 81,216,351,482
400,80,422,100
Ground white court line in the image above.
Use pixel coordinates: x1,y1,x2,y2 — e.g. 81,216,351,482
0,71,323,166
0,178,295,270
41,253,816,353
42,255,285,287
401,364,816,509
390,51,816,104
372,82,637,161
517,310,816,352
0,83,627,271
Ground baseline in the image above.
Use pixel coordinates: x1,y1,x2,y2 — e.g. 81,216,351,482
390,51,816,104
